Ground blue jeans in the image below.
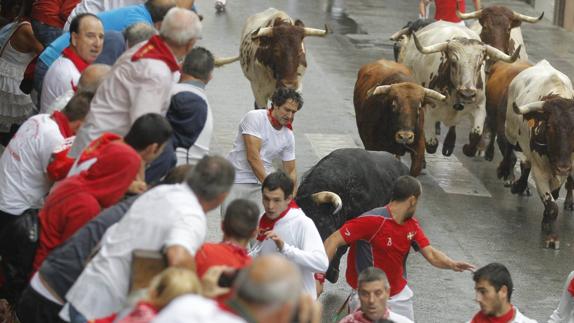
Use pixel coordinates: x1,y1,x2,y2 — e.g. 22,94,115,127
33,58,49,107
31,19,62,48
69,304,88,323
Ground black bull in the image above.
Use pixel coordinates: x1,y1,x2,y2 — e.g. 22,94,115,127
294,148,409,282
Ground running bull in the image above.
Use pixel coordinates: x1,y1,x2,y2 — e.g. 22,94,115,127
294,148,409,282
396,21,520,157
354,59,445,176
504,60,574,249
239,8,328,109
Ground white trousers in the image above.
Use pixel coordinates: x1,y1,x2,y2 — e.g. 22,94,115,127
219,183,263,217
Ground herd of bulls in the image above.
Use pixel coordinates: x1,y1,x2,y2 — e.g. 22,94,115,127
220,5,572,282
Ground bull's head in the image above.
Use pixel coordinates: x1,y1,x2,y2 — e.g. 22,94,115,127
251,19,328,90
412,34,520,106
368,82,445,145
514,97,574,176
457,6,543,56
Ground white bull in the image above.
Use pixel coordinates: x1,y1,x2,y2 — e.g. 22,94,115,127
239,8,327,109
504,59,574,249
398,21,519,157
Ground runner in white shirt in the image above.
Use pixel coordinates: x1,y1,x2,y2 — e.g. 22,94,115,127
249,171,328,300
222,87,302,216
64,0,145,31
64,155,235,320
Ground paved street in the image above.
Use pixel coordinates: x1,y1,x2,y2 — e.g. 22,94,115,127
194,0,574,321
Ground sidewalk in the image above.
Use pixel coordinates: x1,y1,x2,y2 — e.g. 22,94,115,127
339,0,574,79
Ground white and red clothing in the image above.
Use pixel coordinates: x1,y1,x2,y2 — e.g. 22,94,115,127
339,308,413,323
41,47,87,112
70,35,179,158
339,206,430,321
152,294,246,323
0,112,75,216
249,201,328,299
549,271,574,323
468,306,537,323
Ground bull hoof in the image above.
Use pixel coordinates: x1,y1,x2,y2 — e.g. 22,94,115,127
442,144,454,156
497,163,511,181
426,143,438,154
544,236,560,250
485,145,495,161
462,144,476,157
510,181,528,195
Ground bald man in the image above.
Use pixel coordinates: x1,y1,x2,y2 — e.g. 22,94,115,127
155,254,322,323
42,64,111,114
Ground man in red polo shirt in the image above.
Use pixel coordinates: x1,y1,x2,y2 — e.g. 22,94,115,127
323,175,475,321
195,199,260,300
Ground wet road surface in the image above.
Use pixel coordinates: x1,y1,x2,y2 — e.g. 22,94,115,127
194,0,574,321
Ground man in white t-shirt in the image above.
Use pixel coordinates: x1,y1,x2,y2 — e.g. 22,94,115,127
63,155,235,320
340,267,413,323
222,87,302,215
249,171,328,299
41,13,104,111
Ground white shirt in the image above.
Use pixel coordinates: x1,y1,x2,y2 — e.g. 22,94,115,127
226,110,295,184
41,56,80,113
467,307,538,323
69,41,176,158
249,208,328,299
42,89,74,114
0,114,68,215
65,184,207,319
549,271,574,323
152,294,246,323
64,0,145,31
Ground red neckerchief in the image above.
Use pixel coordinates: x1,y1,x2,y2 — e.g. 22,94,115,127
222,241,249,258
256,200,299,241
267,108,293,130
51,111,73,137
62,47,89,73
77,133,122,164
131,35,180,72
568,276,574,297
471,306,515,323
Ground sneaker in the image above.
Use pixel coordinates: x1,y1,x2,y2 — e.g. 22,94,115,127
215,0,225,12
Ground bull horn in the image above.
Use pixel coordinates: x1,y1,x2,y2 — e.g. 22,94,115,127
368,85,391,97
390,27,409,41
251,27,273,39
485,44,521,63
214,56,239,67
513,11,544,23
513,101,545,114
304,25,329,37
423,88,447,101
456,9,482,20
412,33,448,55
311,191,342,214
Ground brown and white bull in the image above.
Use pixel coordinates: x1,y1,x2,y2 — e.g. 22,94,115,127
353,59,445,176
458,5,543,64
504,60,574,249
398,21,519,157
239,8,328,109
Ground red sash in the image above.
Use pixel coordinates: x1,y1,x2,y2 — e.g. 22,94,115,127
131,35,180,72
568,275,574,297
256,200,299,241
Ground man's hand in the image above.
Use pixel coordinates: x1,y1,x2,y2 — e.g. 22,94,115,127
451,261,476,272
201,266,233,299
128,180,148,194
265,230,284,251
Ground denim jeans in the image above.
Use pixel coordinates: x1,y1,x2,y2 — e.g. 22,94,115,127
31,19,62,48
